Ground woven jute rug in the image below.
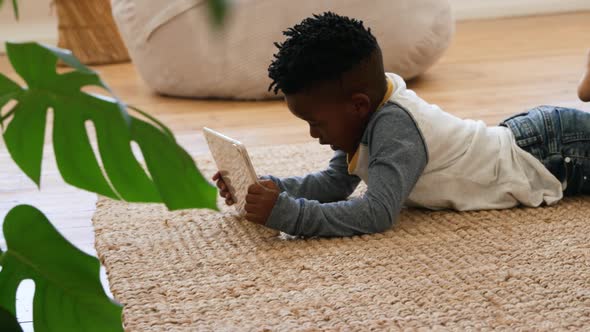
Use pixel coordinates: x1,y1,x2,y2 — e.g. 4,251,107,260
93,142,590,331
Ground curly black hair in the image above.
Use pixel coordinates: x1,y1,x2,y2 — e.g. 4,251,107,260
268,12,379,95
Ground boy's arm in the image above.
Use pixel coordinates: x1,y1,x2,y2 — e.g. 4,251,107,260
264,108,427,237
262,150,361,203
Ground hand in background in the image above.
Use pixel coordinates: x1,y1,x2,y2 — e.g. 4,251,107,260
212,171,234,205
578,49,590,102
245,180,280,225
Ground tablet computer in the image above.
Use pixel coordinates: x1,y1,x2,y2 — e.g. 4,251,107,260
203,127,258,215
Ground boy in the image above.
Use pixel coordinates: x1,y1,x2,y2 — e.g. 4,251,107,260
212,12,590,237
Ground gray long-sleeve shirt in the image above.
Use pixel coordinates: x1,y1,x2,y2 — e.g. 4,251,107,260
263,102,428,237
262,70,565,237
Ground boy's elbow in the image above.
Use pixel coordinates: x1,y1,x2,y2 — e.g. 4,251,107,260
358,218,392,236
372,217,394,233
367,201,400,234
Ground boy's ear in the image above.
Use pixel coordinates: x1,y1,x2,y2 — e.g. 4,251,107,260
350,93,371,118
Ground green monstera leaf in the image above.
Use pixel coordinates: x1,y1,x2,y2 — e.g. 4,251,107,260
0,205,123,331
0,306,23,332
0,42,217,211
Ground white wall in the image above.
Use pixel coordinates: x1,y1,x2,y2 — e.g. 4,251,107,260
0,0,57,53
450,0,590,20
1,0,590,53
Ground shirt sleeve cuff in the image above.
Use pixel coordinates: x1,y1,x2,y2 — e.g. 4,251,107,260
259,175,286,191
265,192,300,235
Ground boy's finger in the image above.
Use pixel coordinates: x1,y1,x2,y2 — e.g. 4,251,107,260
247,183,265,195
226,198,234,205
212,172,220,181
259,179,278,190
245,194,258,204
245,213,263,224
244,203,256,213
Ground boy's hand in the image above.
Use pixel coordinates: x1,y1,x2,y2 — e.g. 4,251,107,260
245,180,280,225
212,171,234,206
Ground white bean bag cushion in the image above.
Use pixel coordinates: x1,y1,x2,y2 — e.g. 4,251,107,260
112,0,454,100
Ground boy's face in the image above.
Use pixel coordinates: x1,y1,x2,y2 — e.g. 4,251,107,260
285,85,371,155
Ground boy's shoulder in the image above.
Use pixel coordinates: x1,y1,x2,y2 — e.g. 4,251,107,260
363,102,427,155
364,102,416,138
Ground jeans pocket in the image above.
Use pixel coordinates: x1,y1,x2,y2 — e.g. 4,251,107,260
558,108,590,144
499,110,530,125
501,112,544,148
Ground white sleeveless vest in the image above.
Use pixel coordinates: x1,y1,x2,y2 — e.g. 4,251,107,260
348,73,563,210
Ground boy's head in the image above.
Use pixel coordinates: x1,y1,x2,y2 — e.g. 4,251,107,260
268,12,387,154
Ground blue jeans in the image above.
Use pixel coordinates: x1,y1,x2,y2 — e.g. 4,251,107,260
499,105,590,195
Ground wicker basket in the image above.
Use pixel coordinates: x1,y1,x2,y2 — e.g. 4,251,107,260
55,0,130,65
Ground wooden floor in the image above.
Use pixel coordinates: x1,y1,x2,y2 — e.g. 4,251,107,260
1,11,590,328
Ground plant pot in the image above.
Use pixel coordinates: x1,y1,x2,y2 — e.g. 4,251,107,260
55,0,130,65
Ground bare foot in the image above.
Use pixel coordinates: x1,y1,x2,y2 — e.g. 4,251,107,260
578,49,590,102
